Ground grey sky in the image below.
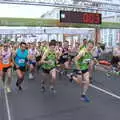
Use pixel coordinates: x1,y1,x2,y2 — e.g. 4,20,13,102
0,0,119,18
0,4,54,18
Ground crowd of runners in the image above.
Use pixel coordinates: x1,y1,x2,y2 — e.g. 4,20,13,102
0,38,120,103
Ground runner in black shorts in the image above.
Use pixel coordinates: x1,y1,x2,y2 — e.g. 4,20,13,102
13,42,28,90
40,40,57,93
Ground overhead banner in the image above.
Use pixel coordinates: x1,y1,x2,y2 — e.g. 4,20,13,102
0,18,57,27
0,18,119,29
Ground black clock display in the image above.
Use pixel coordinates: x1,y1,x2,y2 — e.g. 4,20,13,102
60,10,102,24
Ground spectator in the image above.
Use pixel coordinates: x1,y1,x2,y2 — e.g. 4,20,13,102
92,42,103,59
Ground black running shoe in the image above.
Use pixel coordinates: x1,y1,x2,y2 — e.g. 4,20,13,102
40,84,46,92
67,73,73,82
18,86,22,91
16,83,22,91
89,77,93,83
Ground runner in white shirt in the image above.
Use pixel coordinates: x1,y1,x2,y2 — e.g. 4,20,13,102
28,43,39,79
1,43,12,93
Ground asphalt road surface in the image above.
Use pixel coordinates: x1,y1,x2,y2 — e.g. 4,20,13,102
0,70,120,120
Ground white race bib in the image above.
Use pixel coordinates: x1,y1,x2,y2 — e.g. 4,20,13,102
3,59,9,64
62,55,68,59
19,59,25,64
32,59,36,62
83,59,91,64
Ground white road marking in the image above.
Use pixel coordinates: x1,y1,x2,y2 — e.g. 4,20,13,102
4,87,12,120
90,84,120,100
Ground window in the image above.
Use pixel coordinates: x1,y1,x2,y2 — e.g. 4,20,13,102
108,33,113,46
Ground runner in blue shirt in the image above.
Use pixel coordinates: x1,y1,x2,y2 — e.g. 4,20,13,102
13,42,28,90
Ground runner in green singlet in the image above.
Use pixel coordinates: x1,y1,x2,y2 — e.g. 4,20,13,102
68,40,94,102
40,40,57,93
40,42,48,56
36,42,48,72
80,39,94,82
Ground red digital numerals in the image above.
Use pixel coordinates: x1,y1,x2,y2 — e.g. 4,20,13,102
83,13,100,24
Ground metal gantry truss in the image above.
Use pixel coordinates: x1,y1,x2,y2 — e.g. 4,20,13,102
0,0,120,13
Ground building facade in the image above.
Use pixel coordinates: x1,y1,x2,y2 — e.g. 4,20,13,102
41,0,120,47
102,12,120,47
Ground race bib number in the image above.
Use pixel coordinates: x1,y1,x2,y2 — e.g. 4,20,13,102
48,60,55,66
32,59,36,63
3,59,9,64
31,56,36,61
62,55,68,59
19,59,25,64
83,59,91,64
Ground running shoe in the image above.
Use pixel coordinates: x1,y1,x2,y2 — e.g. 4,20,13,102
67,73,73,82
18,86,22,91
81,95,90,103
6,87,11,93
29,73,34,79
106,72,111,77
50,86,56,94
115,71,120,76
40,80,46,92
41,85,46,92
16,83,22,91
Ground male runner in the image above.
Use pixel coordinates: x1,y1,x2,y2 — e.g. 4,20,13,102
40,40,57,93
68,41,94,102
13,42,28,90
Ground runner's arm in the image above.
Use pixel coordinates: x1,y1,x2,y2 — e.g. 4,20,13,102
74,51,84,69
12,51,19,68
27,50,32,60
0,50,2,61
40,50,48,64
36,49,40,57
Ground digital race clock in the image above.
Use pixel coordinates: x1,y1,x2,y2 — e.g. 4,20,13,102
60,10,102,24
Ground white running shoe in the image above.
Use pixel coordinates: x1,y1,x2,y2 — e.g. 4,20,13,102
29,73,34,79
6,87,11,93
50,86,56,94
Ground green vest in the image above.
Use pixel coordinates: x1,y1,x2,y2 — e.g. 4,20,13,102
40,46,48,54
77,51,92,70
42,50,56,70
80,45,87,51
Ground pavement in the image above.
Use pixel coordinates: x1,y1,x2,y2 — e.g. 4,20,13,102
0,70,120,120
